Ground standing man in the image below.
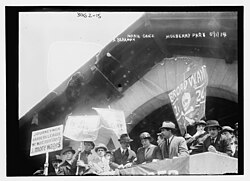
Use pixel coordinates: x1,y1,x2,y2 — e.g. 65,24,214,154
74,141,95,175
186,120,209,155
203,120,232,156
110,134,136,169
135,132,162,164
57,147,77,175
158,121,189,159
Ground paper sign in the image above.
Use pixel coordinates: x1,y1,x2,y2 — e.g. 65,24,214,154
64,115,100,141
30,125,63,156
168,65,208,135
93,108,127,137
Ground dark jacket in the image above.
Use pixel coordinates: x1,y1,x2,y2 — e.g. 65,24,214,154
186,132,209,154
57,161,76,175
110,148,136,169
203,134,233,156
136,144,162,164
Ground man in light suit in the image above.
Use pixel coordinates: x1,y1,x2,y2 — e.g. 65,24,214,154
158,121,189,159
135,132,162,164
110,134,136,169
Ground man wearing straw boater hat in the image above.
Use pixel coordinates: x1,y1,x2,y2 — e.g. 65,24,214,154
88,143,113,175
135,132,162,164
203,120,232,156
110,133,136,170
186,120,209,155
158,121,189,159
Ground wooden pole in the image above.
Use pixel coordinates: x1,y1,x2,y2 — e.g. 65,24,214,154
43,152,49,176
75,142,83,175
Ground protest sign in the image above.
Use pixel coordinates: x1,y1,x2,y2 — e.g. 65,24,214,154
168,64,208,135
64,115,100,141
93,108,127,137
30,125,63,156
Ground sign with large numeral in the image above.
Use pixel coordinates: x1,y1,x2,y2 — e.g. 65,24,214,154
168,64,208,135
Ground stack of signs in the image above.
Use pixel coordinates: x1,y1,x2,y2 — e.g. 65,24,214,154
30,125,63,156
168,64,208,135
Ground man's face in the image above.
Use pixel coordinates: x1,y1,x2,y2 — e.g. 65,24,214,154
196,124,205,132
84,142,93,152
221,131,232,139
157,135,164,145
161,128,172,139
65,151,74,161
141,138,150,148
120,141,130,149
52,161,60,169
207,126,219,138
105,153,112,161
97,148,105,157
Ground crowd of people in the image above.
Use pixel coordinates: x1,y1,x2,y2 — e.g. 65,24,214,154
33,119,238,176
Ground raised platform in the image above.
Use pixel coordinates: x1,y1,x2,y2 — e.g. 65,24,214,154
119,152,238,175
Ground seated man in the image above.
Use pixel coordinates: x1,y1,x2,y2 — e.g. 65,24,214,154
110,134,136,170
57,147,77,175
158,121,189,159
73,141,95,175
203,120,232,156
88,143,114,175
186,120,209,155
135,132,162,164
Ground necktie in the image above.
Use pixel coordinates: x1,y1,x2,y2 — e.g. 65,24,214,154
211,138,215,145
122,150,125,156
165,139,170,158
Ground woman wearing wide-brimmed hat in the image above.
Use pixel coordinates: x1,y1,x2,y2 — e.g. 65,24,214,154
186,120,209,155
203,120,233,156
135,132,162,164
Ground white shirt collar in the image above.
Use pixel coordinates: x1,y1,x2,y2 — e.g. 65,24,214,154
120,147,127,153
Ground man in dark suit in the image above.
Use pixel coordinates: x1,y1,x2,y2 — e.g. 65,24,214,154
135,132,162,164
110,134,136,170
57,147,77,175
158,121,189,159
203,120,232,156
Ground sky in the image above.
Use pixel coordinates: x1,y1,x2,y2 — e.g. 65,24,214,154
19,12,144,119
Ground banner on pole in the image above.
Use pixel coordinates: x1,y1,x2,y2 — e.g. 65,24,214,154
30,125,63,156
168,65,208,135
64,115,100,141
93,108,127,137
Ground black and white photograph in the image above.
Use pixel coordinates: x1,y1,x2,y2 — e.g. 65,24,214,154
5,5,243,177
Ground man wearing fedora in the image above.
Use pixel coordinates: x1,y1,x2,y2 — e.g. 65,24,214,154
74,141,95,175
57,146,77,175
203,120,232,156
186,120,209,155
158,121,189,159
110,133,136,170
48,154,62,175
135,132,162,164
